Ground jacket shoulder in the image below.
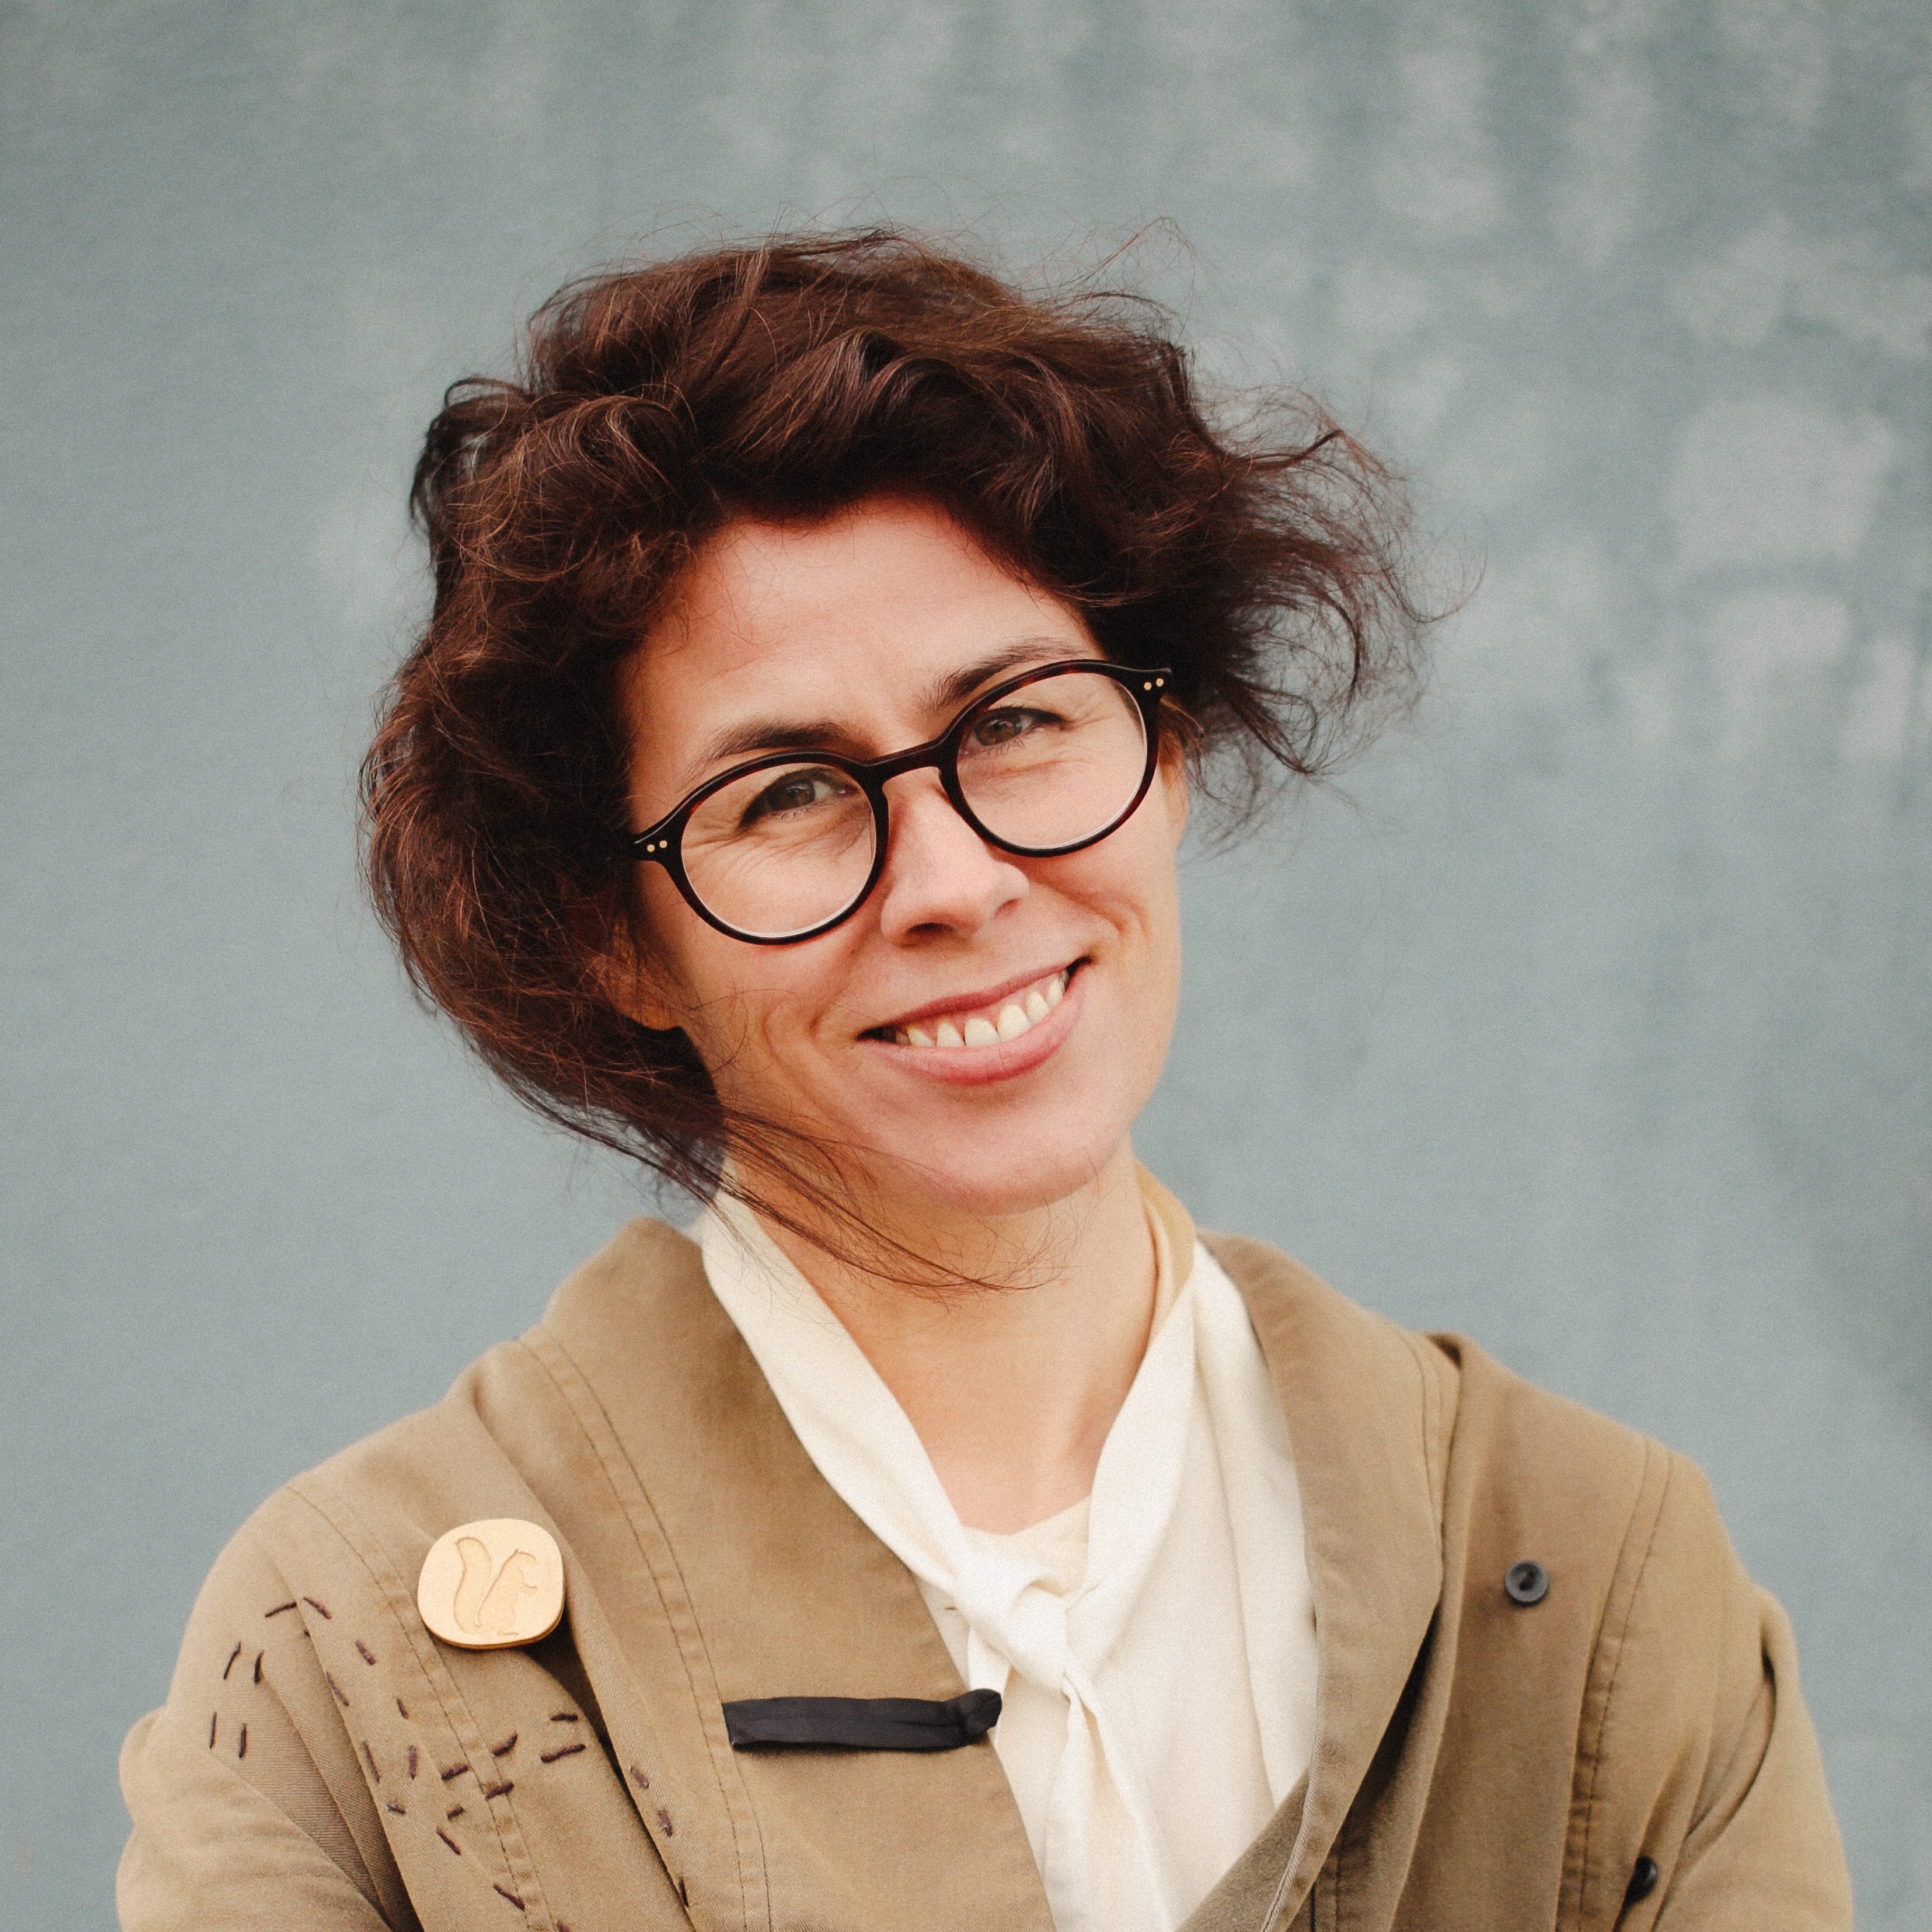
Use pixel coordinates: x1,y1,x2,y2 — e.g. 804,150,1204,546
1419,1340,1848,1928
1433,1334,1663,1547
125,1219,707,1932
122,1481,419,1930
121,1324,574,1930
256,1212,703,1551
1205,1233,1847,1927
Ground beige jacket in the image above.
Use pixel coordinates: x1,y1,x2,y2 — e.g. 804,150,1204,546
119,1200,1852,1930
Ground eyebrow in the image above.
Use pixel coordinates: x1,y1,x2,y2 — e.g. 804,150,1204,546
688,638,1077,772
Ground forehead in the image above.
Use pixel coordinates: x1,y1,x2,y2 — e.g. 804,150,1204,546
627,498,1086,717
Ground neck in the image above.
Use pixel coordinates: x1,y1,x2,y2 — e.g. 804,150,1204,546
753,1139,1157,1533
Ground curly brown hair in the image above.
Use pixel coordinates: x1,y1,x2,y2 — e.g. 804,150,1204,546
362,229,1428,1211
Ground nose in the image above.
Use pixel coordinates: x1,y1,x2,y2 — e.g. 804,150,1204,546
871,769,1028,943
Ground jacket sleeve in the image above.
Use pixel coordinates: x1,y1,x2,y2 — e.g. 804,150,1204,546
1585,1453,1852,1931
1655,1582,1850,1929
118,1516,417,1931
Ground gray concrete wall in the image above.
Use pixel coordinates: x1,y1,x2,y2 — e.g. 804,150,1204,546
3,2,1927,1921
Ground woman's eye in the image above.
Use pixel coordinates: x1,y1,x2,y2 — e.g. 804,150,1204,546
971,706,1051,747
742,768,849,824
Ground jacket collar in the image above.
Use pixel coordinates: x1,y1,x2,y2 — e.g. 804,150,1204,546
539,1195,1453,1931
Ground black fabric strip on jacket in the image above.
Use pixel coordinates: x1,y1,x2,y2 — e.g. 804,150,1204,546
722,1689,1003,1752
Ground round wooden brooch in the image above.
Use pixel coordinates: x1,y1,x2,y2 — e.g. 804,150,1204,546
417,1518,565,1650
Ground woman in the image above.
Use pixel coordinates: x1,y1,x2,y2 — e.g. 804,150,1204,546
119,233,1850,1931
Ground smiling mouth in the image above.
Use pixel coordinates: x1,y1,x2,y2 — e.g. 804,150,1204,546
864,964,1078,1049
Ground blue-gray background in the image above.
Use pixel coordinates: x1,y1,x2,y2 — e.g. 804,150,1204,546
4,2,1927,1923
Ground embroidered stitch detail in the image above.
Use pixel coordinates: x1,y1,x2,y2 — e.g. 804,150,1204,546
490,1732,518,1757
493,1884,526,1910
264,1601,298,1618
441,1761,469,1781
447,1805,465,1820
436,1827,462,1856
539,1742,586,1763
549,1711,579,1723
655,1805,674,1837
408,1745,418,1778
325,1672,350,1709
238,1723,247,1759
679,1878,689,1907
208,1714,217,1749
253,1651,263,1684
356,1640,378,1665
385,1800,406,1816
302,1595,333,1620
627,1763,650,1791
222,1642,242,1680
482,1780,514,1800
362,1741,382,1783
396,1697,410,1719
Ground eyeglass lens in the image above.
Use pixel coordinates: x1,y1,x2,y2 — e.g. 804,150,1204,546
678,668,1151,940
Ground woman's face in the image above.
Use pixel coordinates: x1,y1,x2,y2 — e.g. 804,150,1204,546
619,497,1187,1225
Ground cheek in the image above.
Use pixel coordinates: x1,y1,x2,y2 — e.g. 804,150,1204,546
1114,835,1186,1047
637,895,847,1104
1103,810,1184,957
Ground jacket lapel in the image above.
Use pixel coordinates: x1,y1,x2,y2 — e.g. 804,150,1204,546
1204,1232,1457,1930
530,1217,1055,1932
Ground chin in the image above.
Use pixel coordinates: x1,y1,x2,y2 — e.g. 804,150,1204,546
849,1093,1135,1225
891,1159,1104,1225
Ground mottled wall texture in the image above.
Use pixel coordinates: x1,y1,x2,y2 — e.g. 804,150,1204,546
3,2,1927,1923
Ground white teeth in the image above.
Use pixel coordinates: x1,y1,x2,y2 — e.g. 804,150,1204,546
889,969,1072,1050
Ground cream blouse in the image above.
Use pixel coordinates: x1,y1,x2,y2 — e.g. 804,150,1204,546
697,1175,1317,1932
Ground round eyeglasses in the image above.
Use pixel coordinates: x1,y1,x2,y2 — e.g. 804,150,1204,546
629,659,1172,943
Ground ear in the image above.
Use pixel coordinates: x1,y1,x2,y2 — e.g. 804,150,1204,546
581,899,685,1034
600,947,684,1034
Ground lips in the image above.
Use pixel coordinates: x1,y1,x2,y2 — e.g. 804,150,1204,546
889,967,1069,1048
860,961,1085,1085
863,962,1081,1046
